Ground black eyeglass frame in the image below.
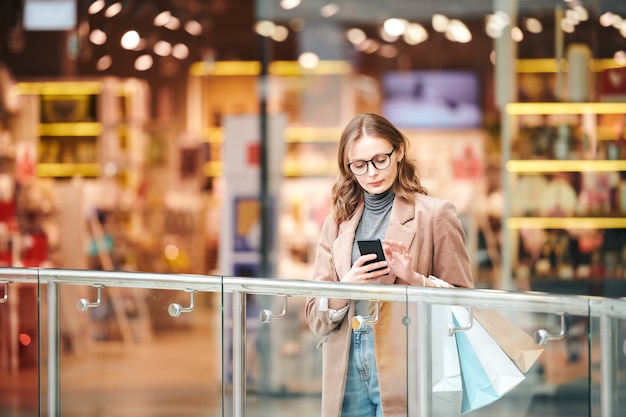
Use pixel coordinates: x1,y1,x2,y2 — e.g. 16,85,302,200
347,148,396,176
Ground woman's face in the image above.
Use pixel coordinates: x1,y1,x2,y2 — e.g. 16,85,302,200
347,133,403,195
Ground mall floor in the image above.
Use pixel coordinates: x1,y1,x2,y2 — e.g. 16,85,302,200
0,302,597,417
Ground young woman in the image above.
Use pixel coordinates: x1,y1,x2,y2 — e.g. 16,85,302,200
305,113,474,417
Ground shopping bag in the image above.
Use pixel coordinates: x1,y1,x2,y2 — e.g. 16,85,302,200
451,306,526,414
473,308,544,373
431,304,462,416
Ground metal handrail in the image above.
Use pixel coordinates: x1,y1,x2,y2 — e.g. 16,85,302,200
4,267,621,317
2,267,626,417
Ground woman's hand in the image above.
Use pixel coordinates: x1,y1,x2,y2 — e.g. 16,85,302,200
341,253,389,283
382,239,413,281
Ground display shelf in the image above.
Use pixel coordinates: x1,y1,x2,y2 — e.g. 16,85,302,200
39,122,103,136
507,217,626,229
507,160,626,173
504,101,626,293
17,79,145,179
36,163,99,178
506,102,626,115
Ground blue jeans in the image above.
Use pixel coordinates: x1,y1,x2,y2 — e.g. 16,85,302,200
341,326,382,417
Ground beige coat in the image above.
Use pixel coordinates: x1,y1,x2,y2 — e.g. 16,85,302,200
305,193,474,417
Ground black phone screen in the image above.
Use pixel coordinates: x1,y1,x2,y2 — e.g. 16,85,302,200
357,239,386,270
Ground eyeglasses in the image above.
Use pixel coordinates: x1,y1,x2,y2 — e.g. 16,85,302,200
348,148,395,176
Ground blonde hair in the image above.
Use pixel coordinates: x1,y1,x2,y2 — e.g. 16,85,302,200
332,113,427,224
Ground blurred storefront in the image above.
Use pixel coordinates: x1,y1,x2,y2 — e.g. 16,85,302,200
0,0,625,291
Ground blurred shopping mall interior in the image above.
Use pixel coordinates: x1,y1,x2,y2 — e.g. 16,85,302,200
1,1,626,416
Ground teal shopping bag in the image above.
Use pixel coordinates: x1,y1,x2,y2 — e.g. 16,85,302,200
453,315,500,414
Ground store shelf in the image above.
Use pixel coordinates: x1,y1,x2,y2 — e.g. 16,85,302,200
39,122,103,136
506,102,626,115
507,217,626,230
506,160,626,173
36,163,100,178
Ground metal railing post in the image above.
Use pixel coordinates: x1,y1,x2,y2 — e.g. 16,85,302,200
416,301,431,417
46,281,60,417
232,291,247,417
600,314,614,417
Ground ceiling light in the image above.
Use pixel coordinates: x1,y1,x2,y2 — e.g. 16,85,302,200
447,19,472,43
608,13,623,29
511,26,523,42
134,54,153,71
565,9,580,25
614,50,626,65
320,3,339,18
121,30,140,50
599,12,614,27
403,23,428,45
96,55,112,71
573,5,589,21
164,16,180,31
255,20,276,37
485,12,510,38
89,29,107,45
154,40,172,56
432,14,449,33
88,0,105,15
154,11,172,27
383,18,407,37
281,0,301,10
172,43,189,60
525,18,542,34
104,2,122,18
560,18,575,33
356,39,380,54
185,20,203,36
271,25,289,42
346,28,366,45
379,26,398,43
298,52,319,69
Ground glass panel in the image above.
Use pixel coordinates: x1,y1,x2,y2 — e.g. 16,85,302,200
413,300,591,417
50,280,222,416
223,292,323,416
0,281,39,417
225,291,411,416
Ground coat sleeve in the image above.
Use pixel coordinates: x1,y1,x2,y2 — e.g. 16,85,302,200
431,201,475,289
304,215,345,337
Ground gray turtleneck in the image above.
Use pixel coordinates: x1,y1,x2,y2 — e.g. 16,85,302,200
352,189,395,316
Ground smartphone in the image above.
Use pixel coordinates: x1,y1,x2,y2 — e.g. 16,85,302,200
357,239,386,271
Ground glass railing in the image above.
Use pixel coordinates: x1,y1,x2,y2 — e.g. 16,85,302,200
0,268,624,417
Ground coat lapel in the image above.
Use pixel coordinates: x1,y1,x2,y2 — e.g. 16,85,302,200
333,204,363,281
385,196,417,252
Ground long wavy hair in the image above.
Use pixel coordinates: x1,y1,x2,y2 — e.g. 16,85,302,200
332,113,428,224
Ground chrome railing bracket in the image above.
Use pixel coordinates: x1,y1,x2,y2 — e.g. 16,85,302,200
168,289,195,317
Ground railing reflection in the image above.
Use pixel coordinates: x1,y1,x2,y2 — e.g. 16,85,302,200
0,268,625,417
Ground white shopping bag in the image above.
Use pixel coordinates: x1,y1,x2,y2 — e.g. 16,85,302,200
431,304,462,416
451,306,526,413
